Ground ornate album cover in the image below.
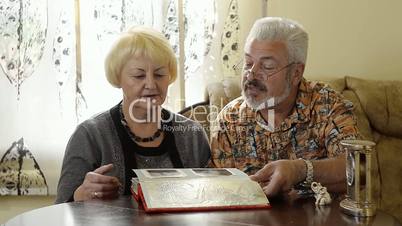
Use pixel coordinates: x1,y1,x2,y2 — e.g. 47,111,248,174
131,168,270,212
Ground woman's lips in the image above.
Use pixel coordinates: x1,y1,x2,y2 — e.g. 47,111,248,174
138,95,160,104
141,94,159,98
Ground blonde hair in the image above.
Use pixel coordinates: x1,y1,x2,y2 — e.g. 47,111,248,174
105,26,177,88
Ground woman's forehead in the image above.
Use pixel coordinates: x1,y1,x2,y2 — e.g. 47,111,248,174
124,55,168,68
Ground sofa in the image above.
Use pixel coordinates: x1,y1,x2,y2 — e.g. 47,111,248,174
180,76,402,222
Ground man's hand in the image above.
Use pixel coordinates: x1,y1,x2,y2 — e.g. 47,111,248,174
73,164,121,201
249,159,306,197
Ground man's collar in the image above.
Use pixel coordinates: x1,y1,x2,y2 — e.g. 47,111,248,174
238,97,255,125
281,78,312,129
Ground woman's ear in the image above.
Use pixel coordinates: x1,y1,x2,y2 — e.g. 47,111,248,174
291,63,305,86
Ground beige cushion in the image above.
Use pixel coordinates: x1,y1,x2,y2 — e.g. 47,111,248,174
342,90,373,141
207,77,241,111
207,78,242,140
346,76,402,138
375,134,402,221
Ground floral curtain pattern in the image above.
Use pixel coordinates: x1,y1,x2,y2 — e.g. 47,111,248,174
183,0,216,76
0,0,48,97
221,0,240,77
0,0,262,196
0,138,48,195
163,0,179,57
52,0,76,112
0,0,49,195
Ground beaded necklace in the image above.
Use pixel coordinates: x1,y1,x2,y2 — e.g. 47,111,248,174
119,104,163,143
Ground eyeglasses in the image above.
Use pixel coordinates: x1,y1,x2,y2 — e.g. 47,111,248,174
235,60,295,81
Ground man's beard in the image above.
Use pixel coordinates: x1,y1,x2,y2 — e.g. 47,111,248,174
242,78,291,110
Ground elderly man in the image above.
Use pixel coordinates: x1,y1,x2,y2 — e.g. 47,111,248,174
210,17,359,197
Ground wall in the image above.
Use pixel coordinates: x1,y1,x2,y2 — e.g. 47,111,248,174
267,0,402,81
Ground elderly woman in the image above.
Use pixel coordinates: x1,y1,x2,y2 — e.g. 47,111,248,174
56,27,210,203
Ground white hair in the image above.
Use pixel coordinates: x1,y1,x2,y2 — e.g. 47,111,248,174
245,17,308,64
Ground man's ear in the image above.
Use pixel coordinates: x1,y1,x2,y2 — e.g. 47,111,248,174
291,63,305,86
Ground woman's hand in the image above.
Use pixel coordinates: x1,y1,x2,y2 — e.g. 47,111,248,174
73,164,122,201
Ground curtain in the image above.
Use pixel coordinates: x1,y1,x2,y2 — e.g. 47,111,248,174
0,0,265,196
0,0,219,196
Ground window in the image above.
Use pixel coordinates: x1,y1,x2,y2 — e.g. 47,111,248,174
0,0,264,195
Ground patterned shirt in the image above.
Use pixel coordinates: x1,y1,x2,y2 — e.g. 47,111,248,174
210,79,359,175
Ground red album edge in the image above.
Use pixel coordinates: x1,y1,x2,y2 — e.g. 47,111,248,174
131,184,271,213
130,186,140,202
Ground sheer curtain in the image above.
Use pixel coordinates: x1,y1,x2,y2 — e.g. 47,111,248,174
0,0,263,195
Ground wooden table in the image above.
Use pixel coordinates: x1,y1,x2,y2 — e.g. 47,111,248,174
4,195,401,226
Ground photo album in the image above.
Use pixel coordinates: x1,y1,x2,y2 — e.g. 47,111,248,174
131,168,270,213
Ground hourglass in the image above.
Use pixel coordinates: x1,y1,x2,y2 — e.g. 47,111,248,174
340,140,377,217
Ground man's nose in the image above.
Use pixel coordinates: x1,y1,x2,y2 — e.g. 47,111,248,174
246,69,256,80
246,64,261,80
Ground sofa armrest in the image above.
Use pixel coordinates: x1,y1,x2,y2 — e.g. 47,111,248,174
206,78,241,112
178,101,211,137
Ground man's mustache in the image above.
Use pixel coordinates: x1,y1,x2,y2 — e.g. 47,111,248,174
244,79,267,92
